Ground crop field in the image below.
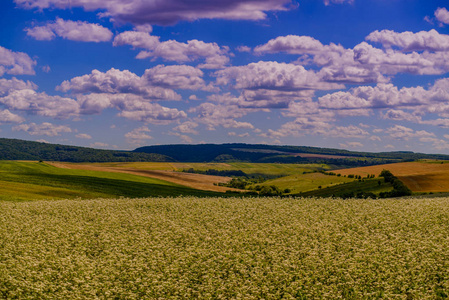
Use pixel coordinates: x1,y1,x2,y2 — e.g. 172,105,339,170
250,172,354,194
73,161,329,176
336,161,449,193
1,196,449,299
0,161,222,201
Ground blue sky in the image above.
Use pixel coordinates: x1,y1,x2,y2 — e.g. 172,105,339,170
2,0,449,153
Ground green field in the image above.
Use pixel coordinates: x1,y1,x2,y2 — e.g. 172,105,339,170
0,161,221,201
300,177,394,198
1,196,449,299
250,172,355,194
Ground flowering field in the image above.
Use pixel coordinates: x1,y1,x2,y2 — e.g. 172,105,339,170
1,196,449,299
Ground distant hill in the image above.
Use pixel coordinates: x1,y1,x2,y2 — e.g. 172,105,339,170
134,143,449,167
2,138,449,165
0,138,171,162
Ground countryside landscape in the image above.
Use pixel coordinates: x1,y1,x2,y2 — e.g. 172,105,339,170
2,138,449,298
3,0,449,298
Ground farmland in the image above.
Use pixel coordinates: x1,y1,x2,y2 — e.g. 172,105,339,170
249,172,354,194
1,196,449,299
0,161,222,201
336,161,449,193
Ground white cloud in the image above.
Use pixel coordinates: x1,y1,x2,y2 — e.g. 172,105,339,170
366,29,449,52
75,133,92,139
0,88,80,119
173,121,199,134
114,31,230,69
13,122,72,136
385,125,435,141
216,61,344,91
236,46,251,52
169,132,194,143
0,78,37,96
0,109,25,124
0,46,36,76
15,0,293,25
26,18,113,42
116,99,187,124
435,7,449,25
190,102,254,130
143,65,217,91
125,126,152,143
57,68,181,101
254,35,324,55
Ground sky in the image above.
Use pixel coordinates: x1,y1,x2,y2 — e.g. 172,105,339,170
2,0,449,153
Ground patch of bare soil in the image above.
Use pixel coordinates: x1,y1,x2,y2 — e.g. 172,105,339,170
46,162,241,193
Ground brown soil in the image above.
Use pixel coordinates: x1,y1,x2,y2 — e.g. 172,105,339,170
46,162,242,193
336,161,449,192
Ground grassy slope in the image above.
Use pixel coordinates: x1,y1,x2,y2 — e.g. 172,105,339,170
300,178,394,197
0,161,221,201
250,172,354,194
1,197,449,299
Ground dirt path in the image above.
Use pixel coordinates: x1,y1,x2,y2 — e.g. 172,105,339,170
46,162,241,193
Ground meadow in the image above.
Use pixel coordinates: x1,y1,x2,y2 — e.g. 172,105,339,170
1,196,449,299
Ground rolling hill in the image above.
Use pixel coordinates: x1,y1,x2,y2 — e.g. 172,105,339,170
0,138,171,162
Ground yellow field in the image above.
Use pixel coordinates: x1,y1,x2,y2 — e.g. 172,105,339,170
336,161,449,192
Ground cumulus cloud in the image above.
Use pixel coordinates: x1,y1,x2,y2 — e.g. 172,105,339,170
26,18,113,42
254,35,324,55
15,0,293,25
435,7,449,25
57,68,181,101
385,125,435,141
0,46,36,76
216,61,344,91
13,122,72,136
114,31,230,68
143,65,217,91
190,102,254,130
236,46,251,52
255,32,449,84
173,121,199,135
366,29,449,52
125,126,152,144
0,87,80,119
318,83,443,112
77,93,187,124
0,109,25,124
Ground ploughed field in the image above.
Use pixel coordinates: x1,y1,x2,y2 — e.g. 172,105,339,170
336,161,449,193
1,196,449,299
